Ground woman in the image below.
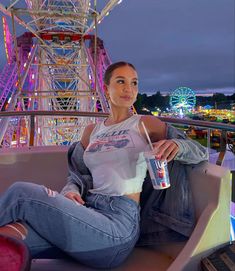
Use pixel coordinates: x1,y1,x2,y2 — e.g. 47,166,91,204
0,61,207,269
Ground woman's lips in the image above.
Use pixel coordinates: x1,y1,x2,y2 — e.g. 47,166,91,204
120,96,132,100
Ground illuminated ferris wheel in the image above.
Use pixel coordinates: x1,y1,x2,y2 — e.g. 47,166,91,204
0,0,123,147
170,87,196,112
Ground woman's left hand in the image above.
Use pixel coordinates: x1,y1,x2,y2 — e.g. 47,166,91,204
152,140,179,162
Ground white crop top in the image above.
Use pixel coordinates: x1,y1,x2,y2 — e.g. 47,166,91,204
83,115,150,196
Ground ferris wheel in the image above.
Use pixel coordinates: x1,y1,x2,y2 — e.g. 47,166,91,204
0,0,123,147
170,87,196,112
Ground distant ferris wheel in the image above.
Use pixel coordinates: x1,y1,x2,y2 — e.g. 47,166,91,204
170,87,196,112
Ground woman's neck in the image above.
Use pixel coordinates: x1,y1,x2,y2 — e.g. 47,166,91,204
105,111,133,126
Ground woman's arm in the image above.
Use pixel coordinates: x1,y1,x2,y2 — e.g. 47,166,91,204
140,115,208,164
61,123,96,202
165,124,209,164
140,115,178,162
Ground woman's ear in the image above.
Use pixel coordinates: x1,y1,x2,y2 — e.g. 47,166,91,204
103,84,109,100
103,84,108,92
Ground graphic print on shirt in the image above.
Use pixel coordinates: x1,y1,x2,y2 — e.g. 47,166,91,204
87,129,135,153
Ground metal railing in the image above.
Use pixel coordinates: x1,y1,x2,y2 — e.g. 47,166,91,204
0,110,234,202
158,116,234,166
0,111,234,163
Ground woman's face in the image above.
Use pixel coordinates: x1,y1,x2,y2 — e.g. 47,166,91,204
104,65,138,108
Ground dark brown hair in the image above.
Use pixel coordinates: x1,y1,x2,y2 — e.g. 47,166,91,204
103,61,136,85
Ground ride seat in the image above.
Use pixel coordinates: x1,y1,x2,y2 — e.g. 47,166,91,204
0,146,231,271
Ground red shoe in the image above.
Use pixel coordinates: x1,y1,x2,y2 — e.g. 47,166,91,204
0,234,31,271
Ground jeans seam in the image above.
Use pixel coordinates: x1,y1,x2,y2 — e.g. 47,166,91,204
113,205,138,223
108,228,139,268
28,244,53,249
0,200,22,225
22,198,135,240
110,200,115,211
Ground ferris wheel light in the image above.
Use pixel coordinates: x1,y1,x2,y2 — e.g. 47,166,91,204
179,108,184,118
0,1,123,146
2,16,12,64
170,87,196,115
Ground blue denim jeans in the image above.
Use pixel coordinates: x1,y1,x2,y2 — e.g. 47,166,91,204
0,182,140,269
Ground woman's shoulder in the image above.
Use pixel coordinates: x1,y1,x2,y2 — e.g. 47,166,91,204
139,114,164,128
139,114,166,141
80,123,97,149
85,122,97,131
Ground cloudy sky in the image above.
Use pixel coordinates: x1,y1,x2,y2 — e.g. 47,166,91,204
0,0,234,95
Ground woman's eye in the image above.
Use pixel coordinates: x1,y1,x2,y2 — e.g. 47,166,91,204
117,80,125,84
132,81,138,86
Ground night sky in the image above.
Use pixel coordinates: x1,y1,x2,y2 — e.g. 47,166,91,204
0,0,234,95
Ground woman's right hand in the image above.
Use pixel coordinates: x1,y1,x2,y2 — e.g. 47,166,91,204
64,192,85,205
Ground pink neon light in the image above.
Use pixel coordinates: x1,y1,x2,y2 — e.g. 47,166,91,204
2,16,12,64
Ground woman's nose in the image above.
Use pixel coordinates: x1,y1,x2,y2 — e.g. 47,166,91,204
123,84,132,92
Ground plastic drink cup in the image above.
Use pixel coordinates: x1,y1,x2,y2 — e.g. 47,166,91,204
144,152,170,190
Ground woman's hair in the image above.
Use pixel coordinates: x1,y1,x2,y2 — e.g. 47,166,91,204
103,61,136,85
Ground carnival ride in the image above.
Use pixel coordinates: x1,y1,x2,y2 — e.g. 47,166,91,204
170,87,196,114
0,1,234,270
0,144,231,271
0,0,123,147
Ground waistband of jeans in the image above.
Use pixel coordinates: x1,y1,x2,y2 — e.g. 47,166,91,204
119,195,139,208
87,192,139,210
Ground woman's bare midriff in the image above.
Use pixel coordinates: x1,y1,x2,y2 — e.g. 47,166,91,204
125,192,140,204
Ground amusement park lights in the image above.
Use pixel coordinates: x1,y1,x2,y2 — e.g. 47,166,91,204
0,0,123,146
2,16,11,64
170,87,196,114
